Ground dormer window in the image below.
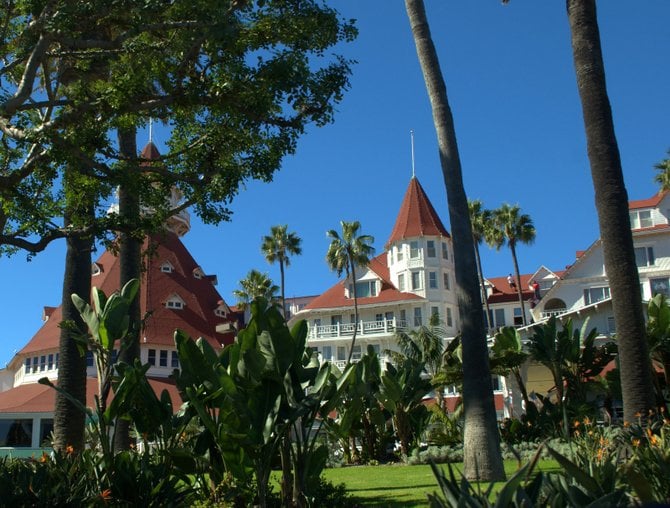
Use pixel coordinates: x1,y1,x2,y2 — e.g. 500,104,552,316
193,267,204,280
349,280,378,298
214,308,227,318
91,263,103,276
165,294,185,309
630,210,653,229
160,261,174,273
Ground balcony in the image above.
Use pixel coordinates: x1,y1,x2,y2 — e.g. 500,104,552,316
308,318,408,341
539,309,567,319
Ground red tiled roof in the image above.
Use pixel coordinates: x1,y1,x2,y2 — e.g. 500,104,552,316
140,141,161,162
303,253,423,311
632,223,670,233
629,191,667,210
486,274,534,304
0,377,183,414
386,177,450,247
19,231,234,356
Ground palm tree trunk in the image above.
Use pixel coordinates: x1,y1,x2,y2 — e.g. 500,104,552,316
280,259,286,318
347,262,359,364
405,0,505,481
567,0,655,422
54,171,93,453
114,126,141,451
474,242,492,331
509,243,527,326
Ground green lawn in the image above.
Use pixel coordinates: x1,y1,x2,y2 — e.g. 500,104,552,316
320,460,560,507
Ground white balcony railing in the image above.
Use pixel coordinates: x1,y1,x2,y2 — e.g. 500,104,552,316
308,318,408,340
539,309,568,319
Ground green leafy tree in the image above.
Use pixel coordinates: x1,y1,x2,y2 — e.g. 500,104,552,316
233,269,279,309
468,199,494,331
654,150,670,191
645,294,670,398
326,220,375,364
490,203,536,326
404,0,505,480
491,326,532,416
565,0,656,421
261,224,302,318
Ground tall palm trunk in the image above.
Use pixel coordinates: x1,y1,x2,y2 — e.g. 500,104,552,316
114,126,141,451
567,0,655,421
347,262,359,364
279,259,286,318
405,0,504,480
54,171,93,452
473,242,492,331
510,243,527,326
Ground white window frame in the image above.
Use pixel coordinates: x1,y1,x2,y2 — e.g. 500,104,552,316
411,271,421,290
583,286,610,305
446,307,453,327
398,273,406,292
427,240,436,258
429,271,438,289
410,241,419,259
443,272,450,290
634,246,655,267
160,261,174,273
630,210,653,229
442,242,449,260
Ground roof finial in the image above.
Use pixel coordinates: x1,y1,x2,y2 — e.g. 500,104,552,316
410,129,415,178
149,117,153,143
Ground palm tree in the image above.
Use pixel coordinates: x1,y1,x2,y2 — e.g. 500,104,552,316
654,150,670,192
491,203,535,326
566,0,655,421
261,224,302,318
233,269,279,309
405,0,505,480
326,220,374,364
468,199,494,332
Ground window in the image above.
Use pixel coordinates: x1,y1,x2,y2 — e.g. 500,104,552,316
352,280,377,298
322,346,332,361
214,308,227,318
39,419,54,447
584,287,610,305
337,347,346,361
431,306,439,320
491,376,501,391
427,240,436,257
171,351,179,368
410,241,419,259
38,356,46,372
160,350,168,367
630,210,653,229
400,309,407,324
385,311,394,322
24,358,30,374
32,357,38,373
413,307,423,327
429,271,438,289
85,351,94,367
331,315,342,325
349,314,355,324
166,299,184,309
442,242,448,260
375,313,383,322
148,349,156,366
513,307,523,326
160,262,173,273
651,278,670,297
371,344,381,356
446,307,453,327
635,246,655,267
351,345,362,361
397,246,404,262
443,273,450,290
494,308,505,327
91,263,102,276
411,271,421,290
0,419,33,447
47,354,54,370
398,273,406,291
55,353,59,369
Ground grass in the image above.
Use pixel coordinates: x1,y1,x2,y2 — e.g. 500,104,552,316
320,460,560,507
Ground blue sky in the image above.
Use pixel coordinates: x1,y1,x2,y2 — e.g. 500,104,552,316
1,1,669,366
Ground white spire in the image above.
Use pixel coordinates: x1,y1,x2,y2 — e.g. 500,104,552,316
410,129,416,178
149,117,153,143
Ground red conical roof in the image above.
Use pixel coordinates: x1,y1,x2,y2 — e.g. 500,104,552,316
140,141,161,161
386,177,450,247
19,231,234,356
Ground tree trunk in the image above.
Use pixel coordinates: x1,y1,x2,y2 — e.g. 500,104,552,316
566,0,655,422
347,262,359,364
405,0,505,481
280,259,286,318
474,242,492,331
510,243,527,326
53,171,93,452
114,126,142,451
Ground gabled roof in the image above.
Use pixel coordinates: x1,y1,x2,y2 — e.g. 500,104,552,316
486,274,534,305
629,191,667,210
301,253,423,312
19,231,234,357
386,177,450,247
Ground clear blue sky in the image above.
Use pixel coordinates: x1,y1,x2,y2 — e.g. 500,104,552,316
1,1,668,367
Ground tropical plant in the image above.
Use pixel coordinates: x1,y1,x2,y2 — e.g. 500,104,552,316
490,203,536,326
261,224,303,318
645,293,670,396
233,269,280,309
404,0,505,481
468,199,494,331
654,150,670,191
326,220,375,364
565,0,656,422
491,326,533,417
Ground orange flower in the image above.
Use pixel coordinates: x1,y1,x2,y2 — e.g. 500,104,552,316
39,452,48,463
573,420,581,428
65,445,74,455
632,438,641,448
100,489,112,502
650,434,659,446
583,416,591,426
